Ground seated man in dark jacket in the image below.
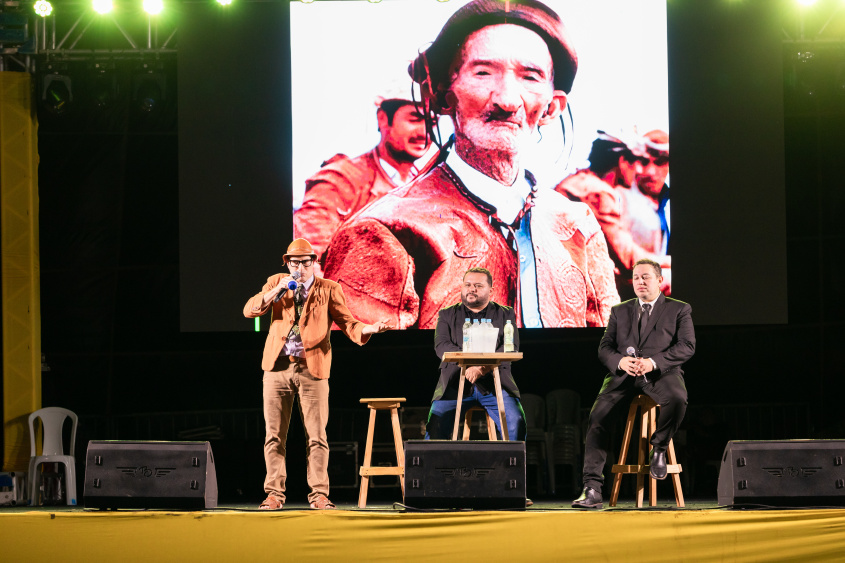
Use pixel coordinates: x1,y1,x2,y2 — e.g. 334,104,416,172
426,267,525,441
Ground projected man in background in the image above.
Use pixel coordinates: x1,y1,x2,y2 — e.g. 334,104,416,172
428,267,525,441
322,0,619,329
556,130,671,298
243,238,392,510
572,258,694,509
293,87,432,275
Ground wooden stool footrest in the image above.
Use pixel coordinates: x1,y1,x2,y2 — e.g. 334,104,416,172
612,464,682,474
360,466,404,477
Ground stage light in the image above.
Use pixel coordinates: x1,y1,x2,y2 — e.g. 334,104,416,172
133,70,166,114
90,70,116,110
93,0,113,14
216,0,234,5
41,74,73,115
143,0,164,15
34,0,52,17
796,0,817,6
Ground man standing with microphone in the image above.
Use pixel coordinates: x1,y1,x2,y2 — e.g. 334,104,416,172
244,238,392,510
572,258,695,509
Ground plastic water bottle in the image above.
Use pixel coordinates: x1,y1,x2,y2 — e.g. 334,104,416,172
462,318,471,352
471,319,480,352
504,319,514,352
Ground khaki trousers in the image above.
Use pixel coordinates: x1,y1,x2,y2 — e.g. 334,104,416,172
262,355,330,503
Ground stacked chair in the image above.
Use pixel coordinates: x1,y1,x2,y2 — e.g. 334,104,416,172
545,389,583,496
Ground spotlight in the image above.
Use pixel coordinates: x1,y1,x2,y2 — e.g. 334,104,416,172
41,73,73,115
143,0,164,15
92,0,113,14
34,0,52,17
133,69,166,114
216,0,233,5
89,65,117,110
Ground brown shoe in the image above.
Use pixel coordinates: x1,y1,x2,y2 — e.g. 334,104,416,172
259,494,284,510
309,494,336,510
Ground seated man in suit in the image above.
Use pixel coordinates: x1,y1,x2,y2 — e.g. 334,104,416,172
427,267,526,441
572,258,695,509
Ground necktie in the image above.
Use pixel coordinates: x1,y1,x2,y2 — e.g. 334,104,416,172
288,287,305,338
639,303,651,337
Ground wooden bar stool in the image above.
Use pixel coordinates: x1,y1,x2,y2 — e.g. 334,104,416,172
609,394,684,508
358,398,405,508
462,406,498,440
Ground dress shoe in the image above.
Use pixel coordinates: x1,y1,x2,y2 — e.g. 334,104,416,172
571,486,603,509
650,449,668,480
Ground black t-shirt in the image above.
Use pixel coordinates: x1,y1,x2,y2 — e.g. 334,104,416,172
461,304,490,323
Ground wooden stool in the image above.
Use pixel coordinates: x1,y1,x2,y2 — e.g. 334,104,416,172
609,394,684,508
358,398,405,508
462,406,498,440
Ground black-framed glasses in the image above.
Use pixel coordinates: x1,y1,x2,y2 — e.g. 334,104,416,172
287,258,314,267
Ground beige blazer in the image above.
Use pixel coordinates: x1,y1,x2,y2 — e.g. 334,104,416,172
244,275,370,378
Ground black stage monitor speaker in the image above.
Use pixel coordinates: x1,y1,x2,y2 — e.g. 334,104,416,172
717,440,845,507
404,440,526,509
84,441,218,509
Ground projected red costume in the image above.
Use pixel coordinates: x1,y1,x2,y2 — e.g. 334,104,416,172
294,149,399,272
556,130,671,297
322,0,620,328
557,169,669,272
322,164,618,329
295,91,430,275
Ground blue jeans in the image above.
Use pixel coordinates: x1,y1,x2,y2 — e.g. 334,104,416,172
425,387,526,441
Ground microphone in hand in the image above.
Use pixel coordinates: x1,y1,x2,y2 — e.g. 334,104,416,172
625,346,648,382
274,271,302,303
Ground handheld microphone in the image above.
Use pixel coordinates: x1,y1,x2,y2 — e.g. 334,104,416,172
274,271,301,303
626,346,648,382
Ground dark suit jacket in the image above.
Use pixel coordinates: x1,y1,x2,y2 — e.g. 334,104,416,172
597,293,695,394
432,301,520,401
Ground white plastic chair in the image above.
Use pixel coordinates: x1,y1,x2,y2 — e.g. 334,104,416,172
28,407,78,506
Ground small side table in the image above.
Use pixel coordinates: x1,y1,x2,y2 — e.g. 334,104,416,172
441,352,523,441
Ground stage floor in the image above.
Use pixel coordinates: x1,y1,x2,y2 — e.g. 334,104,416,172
3,500,845,562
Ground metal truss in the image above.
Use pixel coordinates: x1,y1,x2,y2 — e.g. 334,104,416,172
782,0,845,46
1,1,177,74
